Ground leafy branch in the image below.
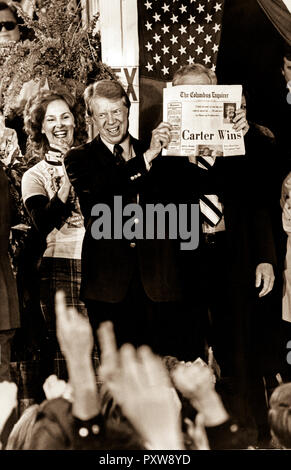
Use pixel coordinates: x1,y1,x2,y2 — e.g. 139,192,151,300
0,0,116,117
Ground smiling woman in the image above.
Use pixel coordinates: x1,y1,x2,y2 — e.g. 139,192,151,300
41,100,75,150
20,88,88,381
24,88,87,159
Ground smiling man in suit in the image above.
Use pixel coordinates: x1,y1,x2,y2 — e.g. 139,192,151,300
65,79,205,360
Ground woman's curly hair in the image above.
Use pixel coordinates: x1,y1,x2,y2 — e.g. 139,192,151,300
23,87,88,158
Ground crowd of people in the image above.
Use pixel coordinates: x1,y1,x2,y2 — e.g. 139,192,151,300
0,292,291,451
1,0,291,452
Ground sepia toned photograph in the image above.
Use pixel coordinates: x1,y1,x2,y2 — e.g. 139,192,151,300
0,0,290,459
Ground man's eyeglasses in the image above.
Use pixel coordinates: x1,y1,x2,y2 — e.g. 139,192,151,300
0,22,17,32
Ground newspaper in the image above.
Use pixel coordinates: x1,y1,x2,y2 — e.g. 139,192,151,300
163,85,245,157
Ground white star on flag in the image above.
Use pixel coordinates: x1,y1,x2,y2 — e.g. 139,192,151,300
145,21,152,31
180,4,187,14
170,34,178,44
214,2,222,11
153,53,161,63
212,43,219,52
196,24,204,34
203,55,211,64
187,56,195,65
162,65,169,74
161,3,170,13
204,34,212,43
153,12,161,22
145,42,152,51
161,24,170,34
153,33,161,42
171,14,178,23
187,35,195,45
196,45,203,55
205,13,212,23
162,45,169,54
179,25,187,34
144,1,152,10
197,3,205,13
213,23,220,32
170,55,178,65
178,45,187,55
188,15,196,24
145,62,153,72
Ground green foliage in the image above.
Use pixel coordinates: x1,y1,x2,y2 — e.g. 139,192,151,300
0,0,116,116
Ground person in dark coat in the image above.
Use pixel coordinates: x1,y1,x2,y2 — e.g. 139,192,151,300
171,64,280,446
65,79,206,361
0,164,20,381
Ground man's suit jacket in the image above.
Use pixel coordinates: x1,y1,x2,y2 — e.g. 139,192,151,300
188,125,279,379
65,128,277,306
65,135,198,303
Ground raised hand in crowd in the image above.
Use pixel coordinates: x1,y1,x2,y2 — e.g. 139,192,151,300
281,196,291,232
184,414,210,450
281,175,291,232
97,321,183,450
43,374,73,402
0,381,18,434
171,360,229,428
97,320,119,395
55,290,99,421
207,346,221,382
283,56,291,85
0,381,18,449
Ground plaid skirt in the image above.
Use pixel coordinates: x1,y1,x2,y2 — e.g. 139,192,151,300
39,257,99,380
39,257,87,330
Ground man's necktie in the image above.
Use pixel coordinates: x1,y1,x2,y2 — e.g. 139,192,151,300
113,144,125,166
197,155,223,227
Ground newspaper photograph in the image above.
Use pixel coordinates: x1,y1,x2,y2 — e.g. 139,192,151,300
163,85,245,157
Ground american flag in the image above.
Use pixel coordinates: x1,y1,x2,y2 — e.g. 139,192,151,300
138,0,225,81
